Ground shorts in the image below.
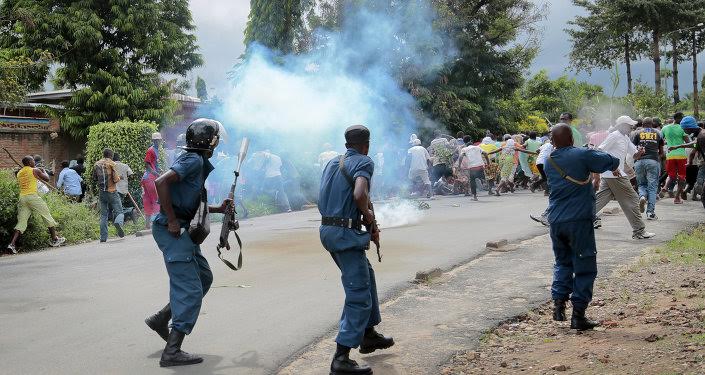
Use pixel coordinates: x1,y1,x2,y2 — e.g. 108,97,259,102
409,169,431,185
666,159,687,181
14,194,58,233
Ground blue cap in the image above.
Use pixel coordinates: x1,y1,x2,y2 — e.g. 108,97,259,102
680,116,699,130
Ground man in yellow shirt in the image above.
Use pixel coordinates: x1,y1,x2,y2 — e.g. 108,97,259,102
6,156,66,254
93,148,126,242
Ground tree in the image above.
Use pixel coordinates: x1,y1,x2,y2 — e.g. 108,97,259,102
195,76,208,101
244,0,302,53
521,70,604,122
0,0,202,138
410,0,543,135
568,0,649,94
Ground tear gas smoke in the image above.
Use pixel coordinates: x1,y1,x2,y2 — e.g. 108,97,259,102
375,199,425,229
201,1,455,207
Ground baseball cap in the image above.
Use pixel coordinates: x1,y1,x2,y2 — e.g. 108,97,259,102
615,115,638,126
680,116,699,130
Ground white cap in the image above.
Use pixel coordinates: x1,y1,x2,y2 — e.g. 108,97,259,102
412,139,421,146
615,115,638,126
151,132,162,140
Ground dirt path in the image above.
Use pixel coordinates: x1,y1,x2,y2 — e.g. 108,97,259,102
442,227,705,375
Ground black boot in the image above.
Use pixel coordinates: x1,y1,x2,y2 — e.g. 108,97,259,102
570,308,599,331
330,344,371,375
552,300,567,322
145,304,171,341
359,328,394,354
159,329,203,367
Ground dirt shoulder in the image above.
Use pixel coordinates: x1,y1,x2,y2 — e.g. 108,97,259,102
442,226,705,375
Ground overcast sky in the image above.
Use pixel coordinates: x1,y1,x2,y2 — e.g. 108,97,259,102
186,0,704,98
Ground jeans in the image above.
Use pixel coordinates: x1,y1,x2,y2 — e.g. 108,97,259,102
99,190,124,241
635,159,660,214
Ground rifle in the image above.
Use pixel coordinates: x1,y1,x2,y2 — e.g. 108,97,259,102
216,138,250,271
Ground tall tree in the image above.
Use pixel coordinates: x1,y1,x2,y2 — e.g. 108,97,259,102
410,0,543,134
195,76,209,101
568,0,648,94
244,0,302,53
0,0,202,138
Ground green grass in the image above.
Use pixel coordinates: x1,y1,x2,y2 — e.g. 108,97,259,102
652,225,705,265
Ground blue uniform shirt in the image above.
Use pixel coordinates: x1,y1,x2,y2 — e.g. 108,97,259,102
57,167,82,196
545,146,619,224
319,148,374,253
156,151,214,222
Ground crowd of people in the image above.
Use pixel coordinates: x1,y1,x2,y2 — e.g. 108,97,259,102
403,112,705,227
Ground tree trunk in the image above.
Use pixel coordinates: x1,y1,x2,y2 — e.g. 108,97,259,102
694,31,700,118
625,34,633,94
673,38,680,103
653,28,661,93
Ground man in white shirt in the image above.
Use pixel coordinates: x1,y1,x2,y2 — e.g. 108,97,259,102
318,143,339,170
595,116,655,239
407,139,432,198
457,136,491,200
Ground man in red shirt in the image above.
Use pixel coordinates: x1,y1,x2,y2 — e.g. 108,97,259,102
142,132,163,229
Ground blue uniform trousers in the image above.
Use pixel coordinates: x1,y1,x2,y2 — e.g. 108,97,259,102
153,222,213,334
549,220,597,311
330,249,381,348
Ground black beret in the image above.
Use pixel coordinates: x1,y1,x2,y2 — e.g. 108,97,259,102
344,125,370,144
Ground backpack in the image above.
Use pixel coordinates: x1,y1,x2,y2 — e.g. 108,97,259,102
93,161,110,192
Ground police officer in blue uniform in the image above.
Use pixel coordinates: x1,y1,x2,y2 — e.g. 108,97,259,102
544,123,620,330
144,119,232,367
319,125,394,375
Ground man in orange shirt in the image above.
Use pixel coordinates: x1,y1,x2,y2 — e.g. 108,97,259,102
94,148,125,242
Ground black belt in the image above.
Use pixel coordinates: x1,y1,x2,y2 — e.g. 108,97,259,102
321,216,363,230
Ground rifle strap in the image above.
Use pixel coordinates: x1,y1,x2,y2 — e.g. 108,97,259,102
339,155,355,188
547,156,592,186
217,231,243,271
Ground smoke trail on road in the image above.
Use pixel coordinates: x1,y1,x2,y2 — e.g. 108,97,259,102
375,199,425,229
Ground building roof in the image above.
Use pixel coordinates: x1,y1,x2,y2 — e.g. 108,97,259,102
25,89,202,105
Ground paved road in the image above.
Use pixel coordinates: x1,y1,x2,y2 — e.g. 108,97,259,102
6,191,696,375
1,193,549,374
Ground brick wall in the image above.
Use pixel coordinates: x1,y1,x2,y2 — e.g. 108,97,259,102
0,130,85,183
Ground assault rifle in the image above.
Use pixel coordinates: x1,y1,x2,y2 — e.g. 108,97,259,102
216,138,249,271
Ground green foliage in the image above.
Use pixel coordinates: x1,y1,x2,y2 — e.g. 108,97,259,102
624,82,676,118
0,50,49,107
245,0,302,53
522,70,605,123
517,115,549,134
0,170,95,250
85,121,159,201
243,195,277,218
411,0,543,134
195,76,208,101
0,0,202,138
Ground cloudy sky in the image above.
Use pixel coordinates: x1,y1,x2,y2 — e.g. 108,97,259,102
186,0,702,97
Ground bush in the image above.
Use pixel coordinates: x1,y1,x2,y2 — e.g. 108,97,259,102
0,169,95,250
517,115,549,134
85,121,164,205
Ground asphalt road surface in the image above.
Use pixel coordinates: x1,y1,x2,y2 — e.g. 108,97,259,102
0,193,652,374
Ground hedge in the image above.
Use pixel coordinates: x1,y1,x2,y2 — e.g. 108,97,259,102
85,121,165,206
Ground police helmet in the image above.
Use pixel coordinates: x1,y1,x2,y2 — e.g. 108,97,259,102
184,118,221,151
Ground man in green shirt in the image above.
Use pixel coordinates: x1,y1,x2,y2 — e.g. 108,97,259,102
662,116,692,204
